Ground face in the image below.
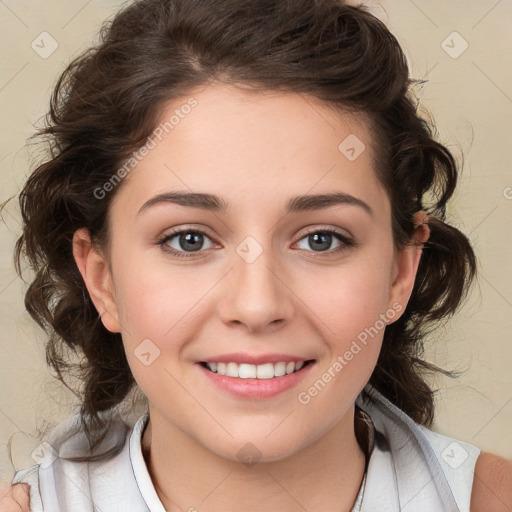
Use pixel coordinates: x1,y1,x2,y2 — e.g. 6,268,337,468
75,82,422,463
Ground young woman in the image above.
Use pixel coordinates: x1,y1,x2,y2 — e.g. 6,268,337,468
2,0,511,510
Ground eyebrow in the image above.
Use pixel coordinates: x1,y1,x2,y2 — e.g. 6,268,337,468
138,191,373,217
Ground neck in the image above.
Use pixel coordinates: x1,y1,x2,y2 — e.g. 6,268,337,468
141,407,366,512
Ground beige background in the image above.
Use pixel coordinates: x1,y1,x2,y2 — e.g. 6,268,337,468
1,0,511,484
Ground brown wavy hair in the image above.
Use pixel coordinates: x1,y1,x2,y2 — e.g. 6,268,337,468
14,0,476,449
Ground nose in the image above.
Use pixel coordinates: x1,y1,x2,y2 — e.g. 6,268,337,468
217,240,295,333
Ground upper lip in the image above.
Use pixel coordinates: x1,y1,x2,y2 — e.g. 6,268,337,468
199,352,314,365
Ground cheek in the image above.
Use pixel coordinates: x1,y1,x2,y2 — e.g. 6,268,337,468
301,251,394,341
293,277,390,428
295,247,394,393
107,264,193,399
112,248,203,339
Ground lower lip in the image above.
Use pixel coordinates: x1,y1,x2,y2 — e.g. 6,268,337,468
197,362,315,399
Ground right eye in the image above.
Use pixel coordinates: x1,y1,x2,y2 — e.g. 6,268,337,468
157,228,217,258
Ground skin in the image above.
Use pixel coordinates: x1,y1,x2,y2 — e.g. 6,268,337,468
2,83,510,511
76,82,427,511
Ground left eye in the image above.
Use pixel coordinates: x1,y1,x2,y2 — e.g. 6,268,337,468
295,230,349,252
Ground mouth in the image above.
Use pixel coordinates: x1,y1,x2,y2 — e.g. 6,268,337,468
196,358,316,399
199,360,315,379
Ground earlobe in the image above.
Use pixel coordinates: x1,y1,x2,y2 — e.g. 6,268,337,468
387,212,430,317
72,228,121,333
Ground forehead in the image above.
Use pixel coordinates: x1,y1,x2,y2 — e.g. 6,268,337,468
111,83,389,219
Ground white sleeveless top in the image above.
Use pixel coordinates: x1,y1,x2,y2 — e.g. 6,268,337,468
11,384,480,511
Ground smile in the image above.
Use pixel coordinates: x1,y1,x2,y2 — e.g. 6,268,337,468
200,360,313,379
197,358,316,399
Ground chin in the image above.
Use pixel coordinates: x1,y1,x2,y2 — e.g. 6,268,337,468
200,427,312,465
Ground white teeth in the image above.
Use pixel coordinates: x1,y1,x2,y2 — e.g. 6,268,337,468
204,361,308,379
274,362,286,377
226,362,238,377
238,363,257,379
256,363,275,379
217,362,226,375
285,362,295,375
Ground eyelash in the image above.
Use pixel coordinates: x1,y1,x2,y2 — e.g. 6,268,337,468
156,226,355,259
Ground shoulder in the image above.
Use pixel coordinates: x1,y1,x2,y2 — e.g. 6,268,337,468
4,413,136,512
470,451,512,512
0,483,30,512
4,413,151,511
7,464,41,511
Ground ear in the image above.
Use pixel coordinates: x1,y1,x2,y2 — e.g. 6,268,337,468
72,228,121,333
387,211,430,318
